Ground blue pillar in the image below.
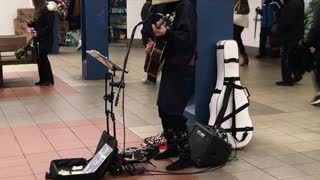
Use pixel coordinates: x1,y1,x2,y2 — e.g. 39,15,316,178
81,0,109,80
185,0,233,125
196,0,233,124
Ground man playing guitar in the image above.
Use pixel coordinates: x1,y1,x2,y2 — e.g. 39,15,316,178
145,0,197,171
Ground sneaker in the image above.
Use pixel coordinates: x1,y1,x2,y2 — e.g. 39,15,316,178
141,73,148,82
153,149,179,160
165,158,194,171
77,40,82,51
141,78,156,85
310,94,320,106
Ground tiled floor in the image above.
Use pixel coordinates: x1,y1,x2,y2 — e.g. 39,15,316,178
0,46,320,180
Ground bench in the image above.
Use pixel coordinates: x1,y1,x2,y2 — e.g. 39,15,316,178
0,35,36,85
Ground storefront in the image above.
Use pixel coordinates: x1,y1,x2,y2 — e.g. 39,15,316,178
109,0,127,44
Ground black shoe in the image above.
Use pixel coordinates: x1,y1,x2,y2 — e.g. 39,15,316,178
276,81,293,86
39,82,52,86
165,158,194,171
35,81,43,86
153,149,178,160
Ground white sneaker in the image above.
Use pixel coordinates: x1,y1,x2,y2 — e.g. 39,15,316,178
141,73,148,82
310,94,320,106
77,40,82,51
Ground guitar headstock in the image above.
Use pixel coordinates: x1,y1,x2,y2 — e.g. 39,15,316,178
156,12,176,29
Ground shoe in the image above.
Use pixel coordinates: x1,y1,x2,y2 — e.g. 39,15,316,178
153,149,179,160
141,73,148,82
35,81,43,86
240,54,249,66
275,81,294,86
165,158,194,171
39,82,53,86
142,77,156,84
310,94,320,106
77,40,82,51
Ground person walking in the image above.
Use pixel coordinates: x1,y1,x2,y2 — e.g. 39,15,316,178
233,0,250,66
307,6,320,106
256,0,283,58
276,0,304,86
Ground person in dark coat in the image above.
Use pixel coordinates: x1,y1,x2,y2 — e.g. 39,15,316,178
307,6,320,106
141,0,157,84
256,0,283,58
276,0,304,86
28,0,54,86
145,0,197,171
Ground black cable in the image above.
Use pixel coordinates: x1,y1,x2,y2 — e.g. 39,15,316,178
142,164,225,176
122,86,126,158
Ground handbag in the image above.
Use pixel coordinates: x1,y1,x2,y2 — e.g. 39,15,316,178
233,0,250,28
234,14,249,28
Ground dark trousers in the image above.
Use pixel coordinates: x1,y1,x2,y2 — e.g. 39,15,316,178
233,24,247,56
281,44,298,82
144,55,157,83
37,52,54,83
157,64,195,159
259,27,272,55
314,54,320,90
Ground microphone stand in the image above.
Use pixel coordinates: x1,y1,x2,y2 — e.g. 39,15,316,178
114,21,144,106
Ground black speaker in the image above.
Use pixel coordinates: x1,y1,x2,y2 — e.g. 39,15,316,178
189,123,232,168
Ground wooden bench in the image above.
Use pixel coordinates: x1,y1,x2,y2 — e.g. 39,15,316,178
0,35,36,85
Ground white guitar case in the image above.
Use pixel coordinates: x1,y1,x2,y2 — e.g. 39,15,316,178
208,40,253,148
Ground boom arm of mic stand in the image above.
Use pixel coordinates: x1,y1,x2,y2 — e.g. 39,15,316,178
115,21,145,106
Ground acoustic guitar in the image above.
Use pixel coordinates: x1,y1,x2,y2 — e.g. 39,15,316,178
147,12,176,78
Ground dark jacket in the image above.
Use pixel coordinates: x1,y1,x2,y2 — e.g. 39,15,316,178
278,0,305,45
307,7,320,48
260,0,283,28
141,0,153,46
161,0,197,66
28,9,54,54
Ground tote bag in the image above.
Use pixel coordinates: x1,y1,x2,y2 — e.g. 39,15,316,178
234,0,250,28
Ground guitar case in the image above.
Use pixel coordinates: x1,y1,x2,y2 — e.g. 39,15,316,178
208,40,253,148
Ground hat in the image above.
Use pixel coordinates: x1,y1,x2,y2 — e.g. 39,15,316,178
47,1,58,11
152,0,181,5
